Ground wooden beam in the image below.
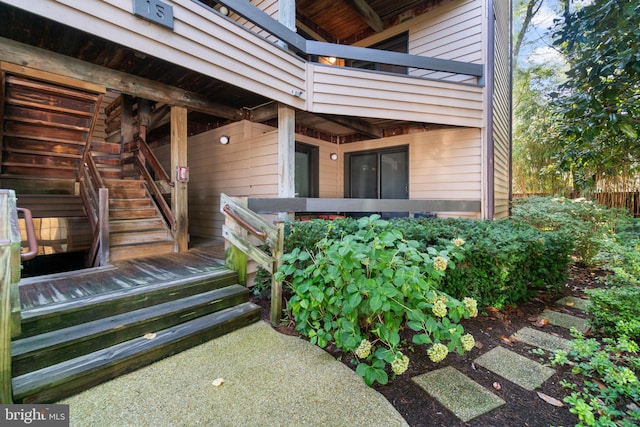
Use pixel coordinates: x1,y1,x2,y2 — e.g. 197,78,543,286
248,102,279,122
0,37,243,120
348,0,384,33
170,106,189,252
316,113,383,139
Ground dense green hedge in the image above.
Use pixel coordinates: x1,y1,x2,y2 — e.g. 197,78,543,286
274,215,574,308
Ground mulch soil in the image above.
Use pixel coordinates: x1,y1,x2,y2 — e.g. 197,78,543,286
251,265,607,427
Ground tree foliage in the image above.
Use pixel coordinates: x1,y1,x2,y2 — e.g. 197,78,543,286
551,0,640,191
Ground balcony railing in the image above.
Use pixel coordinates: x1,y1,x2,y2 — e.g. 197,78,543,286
194,0,484,85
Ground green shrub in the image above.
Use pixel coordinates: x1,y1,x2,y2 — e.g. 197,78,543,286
394,218,573,307
512,196,625,266
275,215,477,386
259,214,573,309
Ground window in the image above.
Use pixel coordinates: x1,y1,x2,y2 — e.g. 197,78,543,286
295,142,319,197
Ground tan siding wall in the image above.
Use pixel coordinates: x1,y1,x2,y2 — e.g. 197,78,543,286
153,120,276,240
492,0,511,219
408,0,484,83
308,65,484,127
334,128,482,218
294,135,341,198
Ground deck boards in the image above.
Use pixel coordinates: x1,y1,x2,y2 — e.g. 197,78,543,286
18,246,225,310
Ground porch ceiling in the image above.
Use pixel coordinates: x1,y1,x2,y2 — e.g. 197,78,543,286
296,0,449,43
0,2,452,144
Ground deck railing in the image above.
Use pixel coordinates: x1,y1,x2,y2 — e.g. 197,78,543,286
79,153,110,267
220,193,284,325
196,0,484,85
127,136,176,232
1,190,21,403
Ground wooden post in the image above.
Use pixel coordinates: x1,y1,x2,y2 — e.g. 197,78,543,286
270,221,285,325
171,106,188,252
277,0,296,48
98,188,110,265
277,103,295,221
223,196,248,286
1,190,20,404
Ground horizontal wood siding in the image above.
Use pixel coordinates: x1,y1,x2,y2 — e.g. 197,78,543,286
4,0,306,109
308,65,484,127
335,128,482,218
294,135,341,198
492,0,511,219
153,121,279,240
409,0,484,83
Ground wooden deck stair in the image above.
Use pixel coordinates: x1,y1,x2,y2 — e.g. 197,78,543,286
11,248,260,403
105,178,175,262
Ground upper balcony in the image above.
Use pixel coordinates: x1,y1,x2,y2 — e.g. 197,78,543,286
0,0,486,131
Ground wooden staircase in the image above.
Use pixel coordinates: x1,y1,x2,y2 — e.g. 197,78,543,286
106,178,175,261
11,250,261,403
85,128,175,263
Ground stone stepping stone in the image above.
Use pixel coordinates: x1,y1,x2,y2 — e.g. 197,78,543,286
541,309,590,333
513,327,570,352
474,346,555,391
412,366,505,423
556,296,590,312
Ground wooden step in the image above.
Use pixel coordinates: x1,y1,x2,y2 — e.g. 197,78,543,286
108,187,146,198
109,218,166,233
109,207,158,220
12,302,261,403
109,198,152,209
12,285,251,376
90,141,121,155
109,241,176,262
105,179,144,189
110,229,171,246
19,268,238,337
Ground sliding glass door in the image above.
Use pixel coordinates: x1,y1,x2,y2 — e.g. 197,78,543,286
347,147,408,217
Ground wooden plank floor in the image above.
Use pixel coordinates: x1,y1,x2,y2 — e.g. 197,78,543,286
18,245,226,310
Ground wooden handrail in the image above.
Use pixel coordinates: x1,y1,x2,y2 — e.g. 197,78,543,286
16,208,37,261
134,137,173,186
220,193,284,325
135,156,176,231
223,204,267,240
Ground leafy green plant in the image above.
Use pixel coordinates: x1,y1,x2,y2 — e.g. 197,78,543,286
587,286,640,343
274,215,477,386
512,196,624,266
552,329,640,426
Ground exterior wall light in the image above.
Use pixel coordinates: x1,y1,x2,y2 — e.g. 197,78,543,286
329,153,338,160
219,135,230,145
219,6,229,16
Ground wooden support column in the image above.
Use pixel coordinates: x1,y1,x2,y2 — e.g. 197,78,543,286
277,103,295,221
278,0,296,47
171,106,189,252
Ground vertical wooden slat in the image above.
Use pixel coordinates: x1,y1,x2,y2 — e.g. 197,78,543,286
171,106,188,252
270,221,285,325
98,187,110,265
1,189,20,404
224,196,248,286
